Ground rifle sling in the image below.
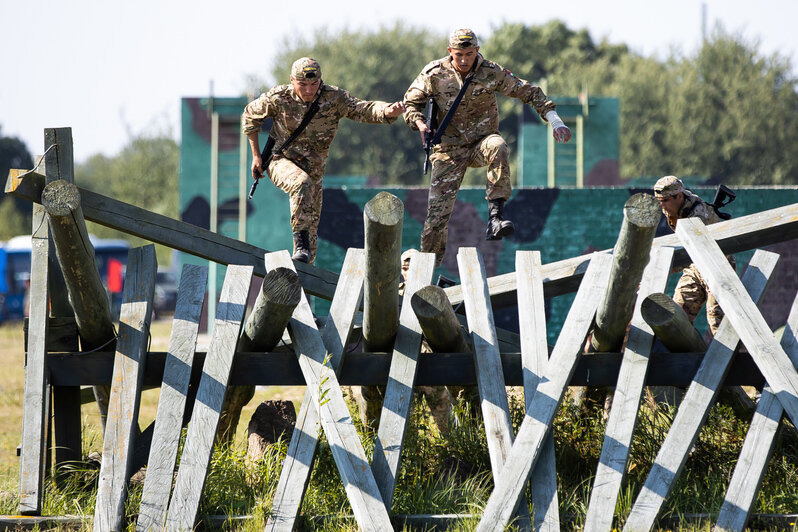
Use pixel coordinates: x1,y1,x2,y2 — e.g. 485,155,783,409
260,88,323,163
429,69,476,146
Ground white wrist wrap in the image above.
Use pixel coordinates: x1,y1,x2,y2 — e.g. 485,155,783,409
545,110,565,130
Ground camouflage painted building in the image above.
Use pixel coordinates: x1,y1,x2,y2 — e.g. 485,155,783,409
180,96,798,343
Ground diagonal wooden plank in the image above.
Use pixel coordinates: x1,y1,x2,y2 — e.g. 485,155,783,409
516,250,561,531
675,218,798,424
476,252,613,532
715,291,798,531
584,246,674,532
623,249,778,531
265,250,392,531
371,251,436,510
266,248,366,531
18,204,51,515
93,245,157,532
136,264,208,531
458,247,532,530
164,264,253,530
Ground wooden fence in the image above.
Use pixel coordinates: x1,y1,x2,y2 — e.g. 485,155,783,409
4,128,798,531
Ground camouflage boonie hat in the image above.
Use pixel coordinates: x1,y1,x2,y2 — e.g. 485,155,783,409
291,57,321,81
653,175,685,197
448,28,479,49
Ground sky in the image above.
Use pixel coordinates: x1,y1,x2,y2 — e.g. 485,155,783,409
2,0,796,164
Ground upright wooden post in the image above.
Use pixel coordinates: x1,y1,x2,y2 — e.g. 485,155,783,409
590,193,661,352
41,178,116,428
624,249,778,531
217,267,302,443
362,191,403,352
640,292,706,352
94,245,157,532
476,253,613,531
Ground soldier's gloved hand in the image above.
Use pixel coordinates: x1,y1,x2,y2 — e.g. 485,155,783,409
554,126,571,144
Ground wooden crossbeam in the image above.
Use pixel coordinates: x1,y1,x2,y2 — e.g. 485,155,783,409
136,264,207,531
715,291,798,531
265,250,393,531
583,246,673,532
623,249,778,531
266,248,366,531
94,245,157,532
476,253,613,531
675,218,798,425
371,252,436,509
516,251,559,531
165,265,253,530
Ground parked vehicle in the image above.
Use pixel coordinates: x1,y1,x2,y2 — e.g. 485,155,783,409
153,268,178,318
0,235,130,322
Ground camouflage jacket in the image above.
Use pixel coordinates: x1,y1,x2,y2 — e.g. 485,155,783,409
242,84,396,176
403,54,556,149
666,190,721,230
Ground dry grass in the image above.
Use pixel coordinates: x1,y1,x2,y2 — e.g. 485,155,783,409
0,317,305,491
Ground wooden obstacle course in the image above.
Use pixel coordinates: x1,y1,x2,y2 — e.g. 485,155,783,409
5,127,798,531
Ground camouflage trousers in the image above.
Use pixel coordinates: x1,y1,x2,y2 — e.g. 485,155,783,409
267,157,323,264
422,134,512,266
674,258,735,336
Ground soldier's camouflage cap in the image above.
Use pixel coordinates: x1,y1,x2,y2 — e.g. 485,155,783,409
653,175,685,197
449,28,479,49
291,57,322,81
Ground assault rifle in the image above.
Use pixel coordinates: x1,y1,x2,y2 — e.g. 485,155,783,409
422,98,438,175
711,184,736,220
248,135,276,199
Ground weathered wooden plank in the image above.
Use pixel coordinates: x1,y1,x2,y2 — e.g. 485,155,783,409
441,202,798,306
583,247,673,532
266,248,366,531
93,245,157,532
18,204,51,515
476,253,613,532
715,291,798,532
675,218,798,424
136,264,208,532
623,248,779,532
458,247,532,530
516,250,559,531
371,251,436,509
4,169,337,300
265,250,392,531
164,264,253,530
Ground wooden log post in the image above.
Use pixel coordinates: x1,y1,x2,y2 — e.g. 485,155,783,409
411,285,470,353
590,193,661,352
40,178,116,429
641,292,706,352
361,191,403,426
217,267,302,444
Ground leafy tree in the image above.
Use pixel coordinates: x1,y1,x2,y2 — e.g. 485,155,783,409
0,127,34,240
250,23,444,185
76,133,179,265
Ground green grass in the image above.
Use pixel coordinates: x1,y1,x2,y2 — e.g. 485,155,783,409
0,319,796,530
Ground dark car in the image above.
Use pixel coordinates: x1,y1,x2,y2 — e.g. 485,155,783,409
153,269,178,318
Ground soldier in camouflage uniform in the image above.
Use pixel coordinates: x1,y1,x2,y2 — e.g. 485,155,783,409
242,57,405,264
654,175,734,336
403,28,572,266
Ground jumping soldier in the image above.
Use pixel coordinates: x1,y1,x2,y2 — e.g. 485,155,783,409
403,28,572,266
242,57,405,264
653,175,735,336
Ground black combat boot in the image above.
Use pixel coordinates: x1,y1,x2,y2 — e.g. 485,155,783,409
485,199,515,241
292,230,311,263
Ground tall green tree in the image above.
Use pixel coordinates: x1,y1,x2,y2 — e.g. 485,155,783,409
0,127,34,240
251,23,443,185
